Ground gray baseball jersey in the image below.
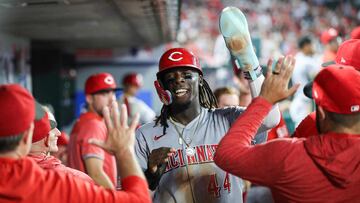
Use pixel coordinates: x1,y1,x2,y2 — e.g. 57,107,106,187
135,106,267,203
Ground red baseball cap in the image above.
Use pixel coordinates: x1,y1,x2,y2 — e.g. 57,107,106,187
85,72,120,94
122,73,143,87
32,111,51,143
312,64,360,114
350,26,360,39
157,48,202,78
0,84,45,137
333,39,360,71
320,28,338,45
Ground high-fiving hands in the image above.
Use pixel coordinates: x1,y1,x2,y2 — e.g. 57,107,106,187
260,55,300,104
89,102,139,157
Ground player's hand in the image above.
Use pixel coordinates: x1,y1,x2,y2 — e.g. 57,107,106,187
89,102,140,158
259,55,300,104
148,147,176,174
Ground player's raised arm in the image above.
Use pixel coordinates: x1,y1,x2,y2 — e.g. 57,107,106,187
219,7,280,131
214,55,298,182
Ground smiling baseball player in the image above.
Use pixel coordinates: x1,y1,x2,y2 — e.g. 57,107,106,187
135,45,280,203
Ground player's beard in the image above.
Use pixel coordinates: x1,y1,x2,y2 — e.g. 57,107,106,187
171,99,192,112
170,94,201,116
93,104,105,117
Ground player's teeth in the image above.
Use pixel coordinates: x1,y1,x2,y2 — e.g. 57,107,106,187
175,89,186,93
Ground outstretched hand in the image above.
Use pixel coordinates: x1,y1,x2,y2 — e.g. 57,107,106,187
89,101,140,157
259,55,300,104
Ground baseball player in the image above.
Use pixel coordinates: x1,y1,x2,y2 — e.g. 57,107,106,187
68,72,119,189
214,57,360,202
135,47,280,203
0,84,150,203
293,39,360,138
29,106,93,182
320,28,340,63
118,72,156,125
135,8,280,202
289,36,321,127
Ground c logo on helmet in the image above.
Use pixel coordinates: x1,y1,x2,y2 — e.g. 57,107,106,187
104,76,114,85
168,51,183,62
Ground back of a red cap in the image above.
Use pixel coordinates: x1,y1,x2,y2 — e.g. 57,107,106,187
32,112,51,143
351,26,360,40
0,84,35,137
335,39,360,71
313,65,360,114
122,73,143,87
320,28,338,45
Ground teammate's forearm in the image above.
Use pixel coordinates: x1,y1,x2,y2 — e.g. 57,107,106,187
90,170,115,189
214,97,271,173
115,150,145,181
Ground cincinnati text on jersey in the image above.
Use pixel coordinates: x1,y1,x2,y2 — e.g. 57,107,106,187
164,144,218,173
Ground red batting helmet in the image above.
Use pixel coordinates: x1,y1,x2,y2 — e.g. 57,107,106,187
157,48,202,78
122,73,143,87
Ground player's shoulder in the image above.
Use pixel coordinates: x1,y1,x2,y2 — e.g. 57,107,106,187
212,106,246,115
137,120,160,134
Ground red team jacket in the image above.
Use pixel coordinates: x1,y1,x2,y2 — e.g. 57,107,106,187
292,111,318,138
214,97,360,203
0,157,150,203
29,154,94,183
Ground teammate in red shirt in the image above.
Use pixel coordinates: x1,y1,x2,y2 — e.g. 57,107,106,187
29,106,93,182
68,72,119,188
0,84,150,203
293,39,360,138
215,56,360,202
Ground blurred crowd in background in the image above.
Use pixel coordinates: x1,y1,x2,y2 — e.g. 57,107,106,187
178,0,360,66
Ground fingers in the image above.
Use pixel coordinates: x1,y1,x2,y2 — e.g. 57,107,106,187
283,56,296,80
88,138,108,150
167,148,176,157
273,57,284,73
119,104,128,128
103,106,113,132
281,55,290,70
129,113,140,132
266,59,273,78
111,101,121,129
286,84,300,97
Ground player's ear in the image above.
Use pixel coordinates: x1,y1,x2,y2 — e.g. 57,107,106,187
317,106,326,121
85,94,93,105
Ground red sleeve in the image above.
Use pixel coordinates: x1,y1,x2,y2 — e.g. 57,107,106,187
78,121,106,160
214,97,294,186
47,172,151,203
